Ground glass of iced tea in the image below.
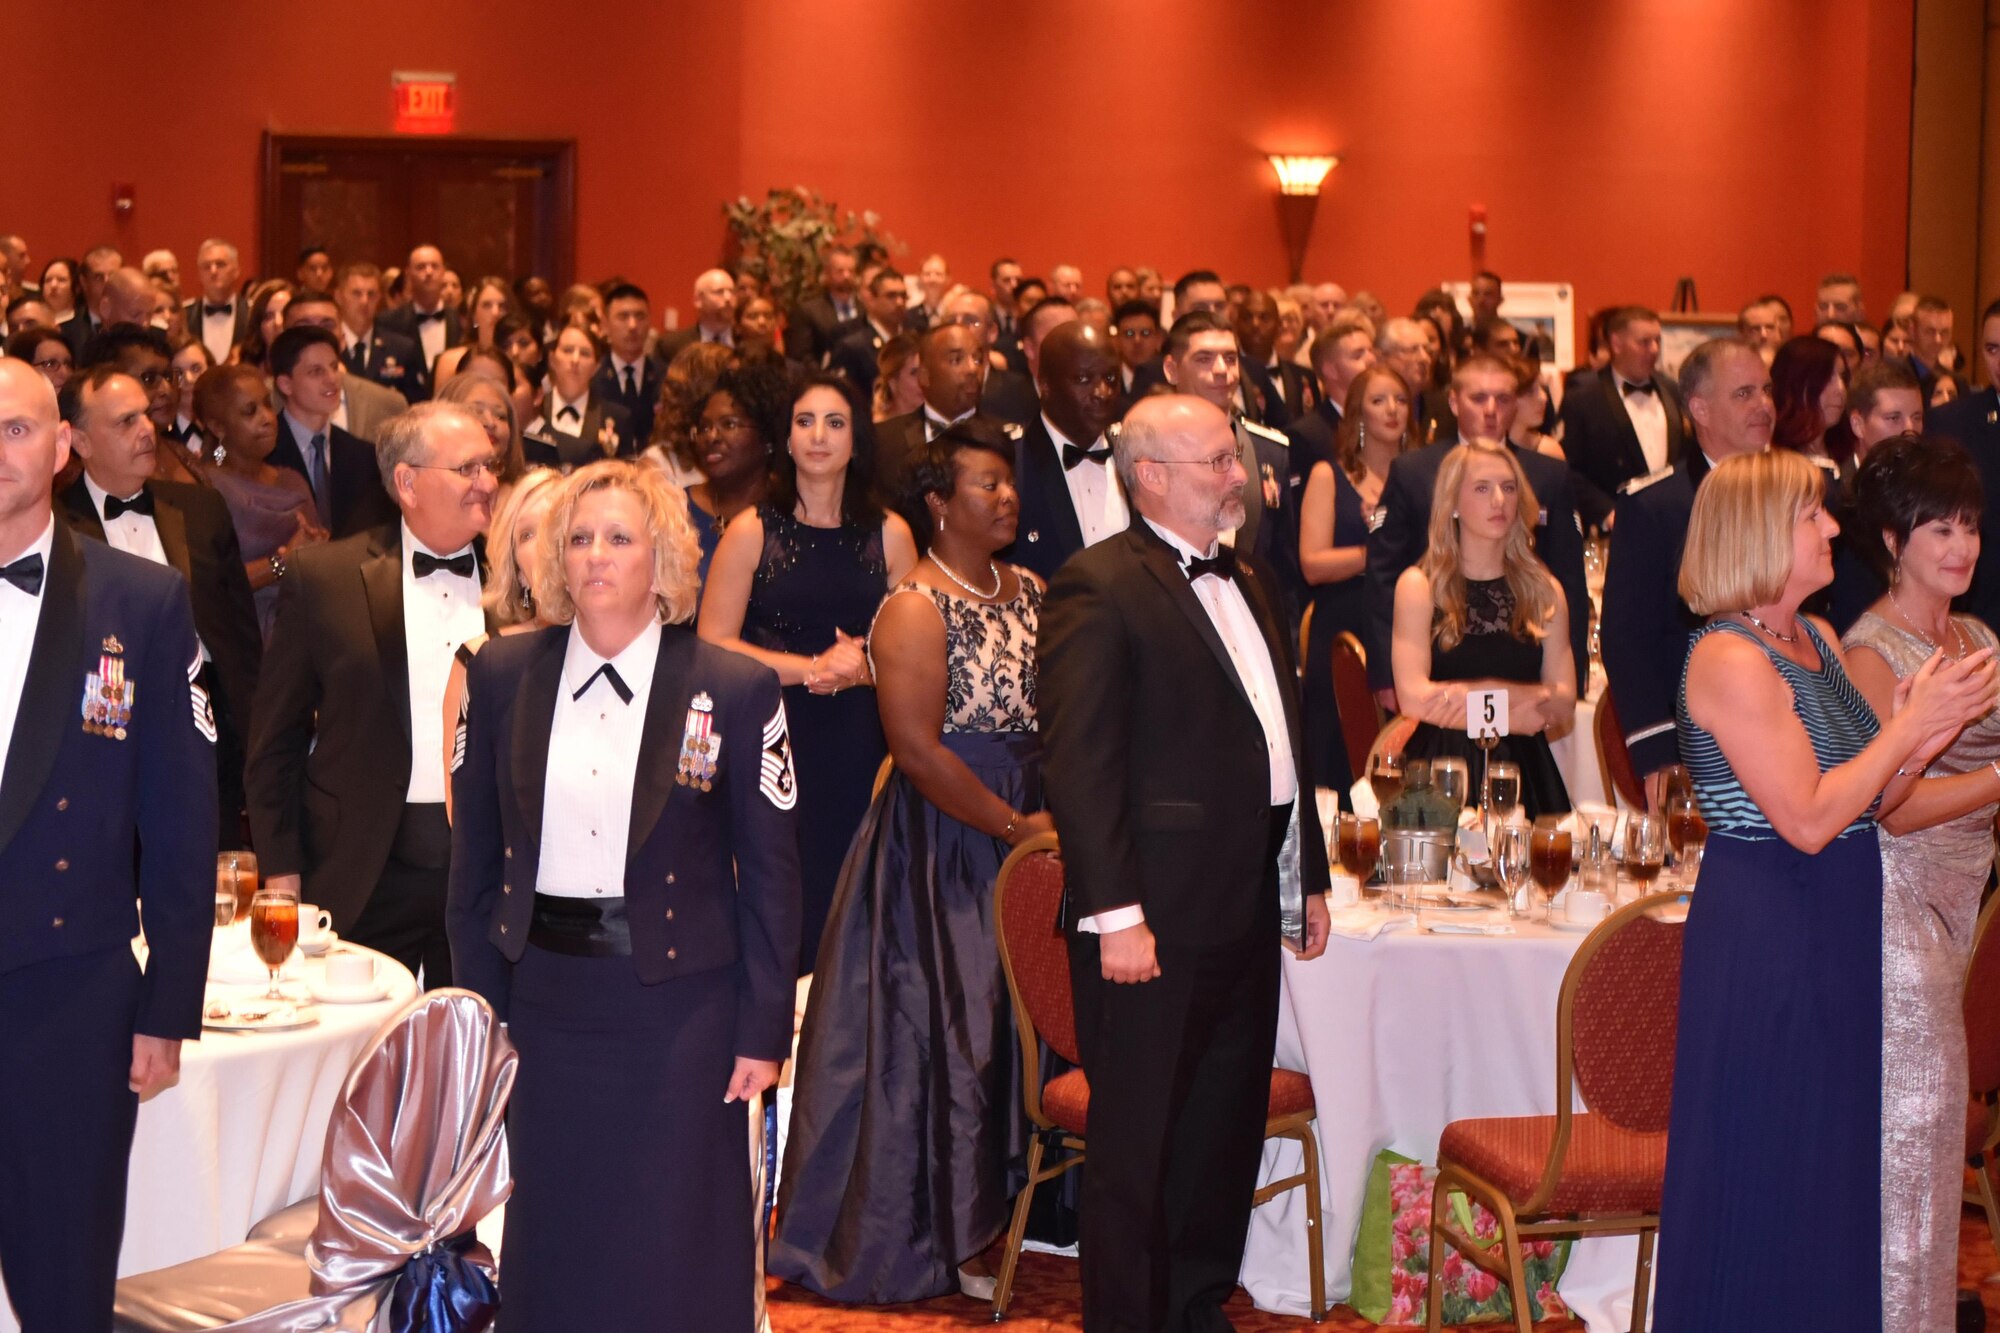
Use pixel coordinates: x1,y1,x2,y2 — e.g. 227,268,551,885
1367,751,1404,811
248,886,299,1000
219,850,259,916
1529,816,1573,919
1667,794,1708,880
1624,813,1668,894
1336,814,1381,889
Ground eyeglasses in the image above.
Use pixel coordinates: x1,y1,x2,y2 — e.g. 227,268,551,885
691,416,751,437
1150,443,1244,474
32,356,71,373
407,455,503,480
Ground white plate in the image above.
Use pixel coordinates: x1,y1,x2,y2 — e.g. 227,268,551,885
203,1001,320,1032
308,978,391,1005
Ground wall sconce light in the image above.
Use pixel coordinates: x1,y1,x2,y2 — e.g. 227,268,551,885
1267,154,1339,283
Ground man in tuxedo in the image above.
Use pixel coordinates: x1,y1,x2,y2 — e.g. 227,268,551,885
1363,352,1589,709
784,247,861,366
267,325,396,538
378,245,461,372
1600,337,1772,804
941,288,1037,424
1038,391,1330,1333
282,289,409,444
875,321,1012,534
1287,312,1377,480
185,239,249,364
903,253,951,332
657,270,739,361
1377,317,1456,446
1233,289,1315,427
1558,306,1689,529
59,363,261,848
989,256,1027,372
60,245,124,356
335,262,426,403
827,268,910,397
248,401,497,985
1933,297,2000,625
1111,300,1163,397
0,357,215,1327
1007,321,1126,581
594,282,665,442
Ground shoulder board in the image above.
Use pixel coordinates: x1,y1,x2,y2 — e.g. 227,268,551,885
1366,506,1389,533
1243,419,1289,446
1618,466,1674,497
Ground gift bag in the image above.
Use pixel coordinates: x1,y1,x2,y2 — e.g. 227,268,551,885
1348,1150,1571,1326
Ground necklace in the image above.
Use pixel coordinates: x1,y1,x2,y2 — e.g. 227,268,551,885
931,552,1001,599
1742,611,1797,644
1888,586,1967,660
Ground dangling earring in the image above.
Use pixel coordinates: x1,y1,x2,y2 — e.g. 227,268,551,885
211,442,227,465
1451,510,1460,519
1358,420,1367,452
519,580,534,614
937,513,946,533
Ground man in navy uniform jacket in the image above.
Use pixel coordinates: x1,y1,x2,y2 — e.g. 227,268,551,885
0,357,215,1326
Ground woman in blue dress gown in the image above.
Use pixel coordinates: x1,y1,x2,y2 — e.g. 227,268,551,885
1660,446,1994,1327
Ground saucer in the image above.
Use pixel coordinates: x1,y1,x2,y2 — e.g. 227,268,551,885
299,931,338,957
308,977,391,1004
1551,915,1604,932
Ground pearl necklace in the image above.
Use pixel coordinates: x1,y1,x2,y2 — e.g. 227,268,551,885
1741,611,1797,644
1889,587,1968,660
931,553,1001,599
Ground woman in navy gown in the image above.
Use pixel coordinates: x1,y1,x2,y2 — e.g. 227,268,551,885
1660,446,1994,1327
699,372,918,971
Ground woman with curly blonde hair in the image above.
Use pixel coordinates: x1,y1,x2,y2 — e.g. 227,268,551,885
1389,440,1575,816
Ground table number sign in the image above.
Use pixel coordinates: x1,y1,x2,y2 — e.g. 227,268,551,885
1466,689,1507,740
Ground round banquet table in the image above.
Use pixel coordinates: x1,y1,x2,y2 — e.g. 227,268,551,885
0,936,418,1333
1239,912,1653,1331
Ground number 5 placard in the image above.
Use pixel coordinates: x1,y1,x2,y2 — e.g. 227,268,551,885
1466,688,1508,740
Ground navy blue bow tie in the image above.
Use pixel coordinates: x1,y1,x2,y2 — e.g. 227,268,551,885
203,303,233,318
1184,548,1237,583
0,552,44,596
413,550,475,579
104,490,154,520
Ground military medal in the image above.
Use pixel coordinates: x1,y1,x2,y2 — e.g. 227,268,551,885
676,691,720,791
81,642,135,739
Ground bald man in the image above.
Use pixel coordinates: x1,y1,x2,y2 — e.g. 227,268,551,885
378,244,461,369
1037,392,1328,1333
657,268,739,362
0,358,216,1326
1006,321,1126,581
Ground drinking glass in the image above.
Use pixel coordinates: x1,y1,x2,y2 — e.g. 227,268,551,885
248,886,299,1000
1484,761,1522,829
1492,823,1534,917
1385,861,1427,917
219,850,259,916
1367,751,1404,812
1529,816,1573,920
1666,794,1708,872
1335,813,1381,888
214,886,237,928
1624,813,1669,895
1432,757,1470,810
1657,764,1693,812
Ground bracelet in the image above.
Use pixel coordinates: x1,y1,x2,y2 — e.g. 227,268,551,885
268,551,287,581
1003,810,1020,841
804,654,820,689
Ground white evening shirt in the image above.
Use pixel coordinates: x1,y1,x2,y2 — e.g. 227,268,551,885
84,476,209,662
402,520,484,803
1615,371,1671,474
200,300,237,364
0,517,55,783
1042,413,1128,547
412,307,449,368
1077,517,1298,935
536,619,662,897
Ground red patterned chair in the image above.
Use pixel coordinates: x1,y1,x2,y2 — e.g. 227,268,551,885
1593,688,1647,810
1426,890,1685,1333
991,832,1327,1321
1331,630,1383,785
1963,890,2000,1246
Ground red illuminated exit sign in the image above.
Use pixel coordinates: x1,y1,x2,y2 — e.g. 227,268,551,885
393,72,457,134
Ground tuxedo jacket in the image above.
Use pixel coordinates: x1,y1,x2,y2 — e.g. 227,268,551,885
523,393,635,470
1558,370,1690,529
377,305,463,364
1264,359,1322,419
1236,418,1304,628
1037,520,1331,946
447,624,802,1059
1239,360,1292,430
59,477,262,775
1414,387,1458,447
1284,398,1342,490
1933,387,2000,630
1005,416,1091,582
828,324,892,396
343,326,426,404
341,372,410,444
58,311,101,359
980,367,1038,427
246,523,494,928
0,523,215,1039
592,354,665,445
269,414,396,539
183,295,251,352
783,294,859,366
1362,436,1590,691
1600,449,1713,777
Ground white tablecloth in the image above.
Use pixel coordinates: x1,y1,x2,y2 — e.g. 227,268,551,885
1240,917,1650,1331
0,937,417,1333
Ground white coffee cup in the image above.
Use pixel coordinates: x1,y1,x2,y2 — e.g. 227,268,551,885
1328,875,1360,909
1564,889,1611,925
297,904,333,946
325,952,376,990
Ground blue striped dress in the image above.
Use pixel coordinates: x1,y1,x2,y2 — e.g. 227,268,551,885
1656,616,1884,1329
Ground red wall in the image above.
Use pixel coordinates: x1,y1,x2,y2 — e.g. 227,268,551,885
5,1,1912,334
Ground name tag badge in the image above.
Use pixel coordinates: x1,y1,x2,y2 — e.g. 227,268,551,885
82,640,134,739
1466,688,1507,740
676,691,719,791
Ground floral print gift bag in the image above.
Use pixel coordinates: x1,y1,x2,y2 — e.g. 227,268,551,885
1348,1151,1571,1326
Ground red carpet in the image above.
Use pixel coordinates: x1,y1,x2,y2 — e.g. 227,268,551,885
766,1205,2000,1329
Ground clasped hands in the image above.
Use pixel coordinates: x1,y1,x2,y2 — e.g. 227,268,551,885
804,629,869,695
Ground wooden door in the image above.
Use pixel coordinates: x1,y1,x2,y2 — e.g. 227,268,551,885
261,134,575,289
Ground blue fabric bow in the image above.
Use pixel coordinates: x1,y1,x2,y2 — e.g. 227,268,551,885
387,1235,500,1333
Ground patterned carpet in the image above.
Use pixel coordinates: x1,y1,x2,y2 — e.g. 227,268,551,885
765,1206,2000,1330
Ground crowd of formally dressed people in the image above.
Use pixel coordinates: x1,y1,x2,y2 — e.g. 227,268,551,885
2,223,1999,1331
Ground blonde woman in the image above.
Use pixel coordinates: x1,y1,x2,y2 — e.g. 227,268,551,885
440,467,560,822
1389,440,1575,816
446,459,800,1329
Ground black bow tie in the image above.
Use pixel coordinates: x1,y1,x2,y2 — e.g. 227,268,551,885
413,550,476,579
0,552,43,597
104,490,155,520
557,404,581,422
574,663,633,704
203,303,233,318
415,308,447,324
1062,441,1113,470
1622,379,1657,397
1184,548,1237,583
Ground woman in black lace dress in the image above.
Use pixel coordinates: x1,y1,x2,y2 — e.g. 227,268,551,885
773,419,1050,1304
699,373,918,971
1390,441,1575,817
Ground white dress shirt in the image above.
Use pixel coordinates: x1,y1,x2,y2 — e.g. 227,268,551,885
401,521,485,803
1043,413,1128,547
342,325,372,364
0,517,55,784
609,353,649,397
410,305,449,368
200,298,238,364
922,403,974,439
84,474,169,567
536,620,662,897
1077,517,1298,936
1615,371,1671,474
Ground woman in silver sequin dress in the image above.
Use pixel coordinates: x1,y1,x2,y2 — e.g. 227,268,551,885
1841,434,2000,1332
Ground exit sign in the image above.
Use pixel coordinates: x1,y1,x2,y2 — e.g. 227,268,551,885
393,72,456,134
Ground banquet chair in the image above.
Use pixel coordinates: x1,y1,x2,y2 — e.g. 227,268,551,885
1331,630,1382,784
1593,688,1647,810
1426,891,1684,1333
112,988,518,1331
1962,890,2000,1251
991,833,1327,1321
1298,602,1313,667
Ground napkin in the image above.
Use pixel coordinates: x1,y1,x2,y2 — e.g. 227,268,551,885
208,926,291,985
1325,907,1414,942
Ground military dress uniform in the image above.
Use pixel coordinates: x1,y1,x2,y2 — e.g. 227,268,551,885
446,619,801,1330
0,520,215,1326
